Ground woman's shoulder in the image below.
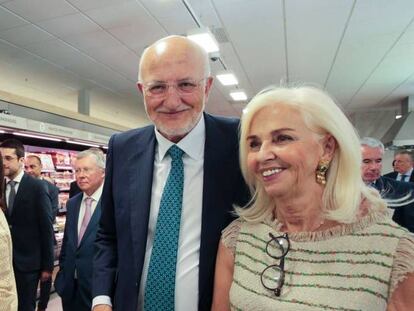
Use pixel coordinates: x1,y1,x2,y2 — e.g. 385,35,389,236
221,218,244,254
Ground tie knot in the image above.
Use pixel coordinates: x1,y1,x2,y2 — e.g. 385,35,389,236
8,180,16,187
84,197,93,208
167,145,184,161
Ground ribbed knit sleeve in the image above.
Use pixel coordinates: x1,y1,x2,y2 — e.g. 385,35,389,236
389,231,414,295
0,212,17,311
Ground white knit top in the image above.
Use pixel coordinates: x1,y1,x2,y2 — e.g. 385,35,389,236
222,210,414,311
0,211,17,311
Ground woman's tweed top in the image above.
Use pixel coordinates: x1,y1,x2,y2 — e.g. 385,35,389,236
222,210,414,311
0,211,17,310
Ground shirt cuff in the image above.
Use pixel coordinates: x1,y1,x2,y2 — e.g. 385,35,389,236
92,295,112,309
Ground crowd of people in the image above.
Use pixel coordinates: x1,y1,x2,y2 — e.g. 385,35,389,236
0,34,413,311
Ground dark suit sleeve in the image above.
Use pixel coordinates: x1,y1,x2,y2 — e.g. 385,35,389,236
58,200,71,272
50,184,60,221
93,135,118,298
36,180,55,271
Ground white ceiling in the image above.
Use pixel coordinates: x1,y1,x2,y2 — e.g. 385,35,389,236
1,0,414,123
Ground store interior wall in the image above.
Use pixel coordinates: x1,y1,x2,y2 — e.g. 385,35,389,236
0,44,150,130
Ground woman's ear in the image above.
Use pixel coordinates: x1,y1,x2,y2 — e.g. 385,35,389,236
322,134,337,161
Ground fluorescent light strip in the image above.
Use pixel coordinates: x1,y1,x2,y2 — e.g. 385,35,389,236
67,140,101,148
230,91,248,101
216,73,238,86
187,32,219,53
13,132,63,142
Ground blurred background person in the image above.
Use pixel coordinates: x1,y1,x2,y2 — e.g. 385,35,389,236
384,151,414,182
1,139,54,311
54,149,105,311
360,137,414,232
212,86,414,311
0,153,18,310
25,154,59,311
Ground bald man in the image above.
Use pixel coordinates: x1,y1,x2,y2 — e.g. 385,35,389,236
92,36,249,311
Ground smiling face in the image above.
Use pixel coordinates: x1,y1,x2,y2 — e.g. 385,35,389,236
138,37,213,143
246,104,332,199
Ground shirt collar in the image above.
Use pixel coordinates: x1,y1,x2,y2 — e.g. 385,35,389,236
82,183,104,202
5,169,24,183
154,114,205,161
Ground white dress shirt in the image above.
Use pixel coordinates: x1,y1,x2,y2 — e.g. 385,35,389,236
137,115,205,311
5,170,24,205
397,168,413,182
77,184,103,235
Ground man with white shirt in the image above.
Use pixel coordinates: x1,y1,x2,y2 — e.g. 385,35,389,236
384,151,414,182
360,137,414,232
0,138,54,311
92,35,249,311
54,149,105,311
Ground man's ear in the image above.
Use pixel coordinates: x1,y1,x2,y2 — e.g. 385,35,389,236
204,76,214,99
137,82,144,94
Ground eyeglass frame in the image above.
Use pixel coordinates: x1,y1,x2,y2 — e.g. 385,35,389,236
260,232,290,297
138,77,208,98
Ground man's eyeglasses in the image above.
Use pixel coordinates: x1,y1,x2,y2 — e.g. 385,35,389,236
140,78,206,97
260,232,290,297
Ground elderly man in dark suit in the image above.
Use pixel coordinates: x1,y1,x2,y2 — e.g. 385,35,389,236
384,151,414,182
54,149,105,311
0,139,54,311
24,154,60,311
92,36,249,311
360,137,414,232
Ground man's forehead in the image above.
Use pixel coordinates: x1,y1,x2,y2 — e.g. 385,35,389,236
0,147,16,156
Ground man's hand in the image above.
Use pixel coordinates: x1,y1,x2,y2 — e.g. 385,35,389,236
40,270,52,282
93,305,112,311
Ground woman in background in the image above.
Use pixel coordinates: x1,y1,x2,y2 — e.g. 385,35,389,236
0,153,18,310
212,86,414,310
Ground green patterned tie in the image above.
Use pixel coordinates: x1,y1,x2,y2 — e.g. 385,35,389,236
144,145,184,311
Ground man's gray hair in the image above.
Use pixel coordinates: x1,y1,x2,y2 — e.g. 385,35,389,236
76,148,106,170
360,137,384,152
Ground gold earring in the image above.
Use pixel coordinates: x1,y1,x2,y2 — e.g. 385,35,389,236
316,160,330,185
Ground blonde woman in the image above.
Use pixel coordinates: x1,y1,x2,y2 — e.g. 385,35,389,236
212,86,414,310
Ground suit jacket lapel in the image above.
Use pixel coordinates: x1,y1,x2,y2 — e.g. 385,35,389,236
198,114,234,300
70,195,82,248
128,128,156,273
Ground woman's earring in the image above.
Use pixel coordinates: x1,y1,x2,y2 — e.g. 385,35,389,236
316,160,330,185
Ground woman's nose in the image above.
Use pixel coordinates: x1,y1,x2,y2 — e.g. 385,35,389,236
258,142,275,162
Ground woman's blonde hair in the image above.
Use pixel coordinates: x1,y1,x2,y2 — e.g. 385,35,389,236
237,85,386,223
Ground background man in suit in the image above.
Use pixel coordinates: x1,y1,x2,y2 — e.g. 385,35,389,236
0,139,54,311
55,148,105,311
360,137,414,232
92,35,249,311
384,151,414,182
24,154,59,311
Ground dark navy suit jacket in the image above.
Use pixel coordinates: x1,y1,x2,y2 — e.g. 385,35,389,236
55,193,102,305
373,176,414,232
5,173,54,272
383,171,414,183
93,113,249,311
